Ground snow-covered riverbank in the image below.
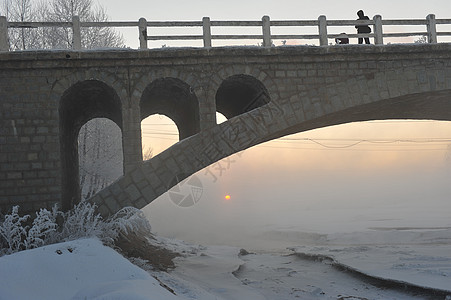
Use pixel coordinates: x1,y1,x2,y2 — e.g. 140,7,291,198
1,228,450,299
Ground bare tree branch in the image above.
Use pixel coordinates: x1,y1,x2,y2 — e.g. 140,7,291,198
2,0,125,50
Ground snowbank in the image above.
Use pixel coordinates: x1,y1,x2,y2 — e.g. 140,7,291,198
0,238,178,300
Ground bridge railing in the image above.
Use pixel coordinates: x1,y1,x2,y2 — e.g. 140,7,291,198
1,14,451,51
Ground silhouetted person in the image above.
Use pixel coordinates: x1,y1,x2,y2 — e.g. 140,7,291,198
355,10,371,44
335,33,349,44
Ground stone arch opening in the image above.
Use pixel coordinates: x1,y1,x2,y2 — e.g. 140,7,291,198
215,74,270,120
141,114,179,158
140,77,200,141
216,112,227,124
59,80,123,211
78,118,123,201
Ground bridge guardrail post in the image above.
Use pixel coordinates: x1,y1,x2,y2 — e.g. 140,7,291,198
72,16,82,50
202,17,212,48
373,15,383,45
426,14,437,43
0,16,8,51
318,15,328,46
262,15,271,47
139,17,148,49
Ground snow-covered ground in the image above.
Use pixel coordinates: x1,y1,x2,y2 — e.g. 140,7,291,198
292,230,451,292
1,229,450,299
0,238,179,300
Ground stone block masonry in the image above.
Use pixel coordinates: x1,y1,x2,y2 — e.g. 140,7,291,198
1,44,451,216
0,69,61,213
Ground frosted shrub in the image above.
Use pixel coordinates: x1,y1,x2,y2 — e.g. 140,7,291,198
108,207,152,237
59,203,151,245
0,202,152,256
25,207,61,249
0,206,29,255
101,207,152,246
60,202,104,241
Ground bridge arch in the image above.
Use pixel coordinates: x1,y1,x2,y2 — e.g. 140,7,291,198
215,74,271,120
59,79,123,211
50,69,128,106
269,89,451,144
140,77,200,140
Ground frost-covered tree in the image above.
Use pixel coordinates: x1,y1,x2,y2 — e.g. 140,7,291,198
1,0,124,50
44,0,124,49
0,0,41,50
78,118,123,201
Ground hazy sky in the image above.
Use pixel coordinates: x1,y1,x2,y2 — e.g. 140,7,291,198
143,120,451,248
141,117,451,248
92,1,451,247
96,0,451,48
98,0,451,20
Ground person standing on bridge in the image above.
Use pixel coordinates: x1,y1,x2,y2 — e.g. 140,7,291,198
355,10,371,44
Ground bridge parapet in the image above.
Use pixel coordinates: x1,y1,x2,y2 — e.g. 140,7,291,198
1,14,451,51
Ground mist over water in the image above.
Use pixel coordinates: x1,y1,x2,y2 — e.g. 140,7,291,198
143,121,451,251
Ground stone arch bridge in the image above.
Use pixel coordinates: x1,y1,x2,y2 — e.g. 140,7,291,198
1,44,451,217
